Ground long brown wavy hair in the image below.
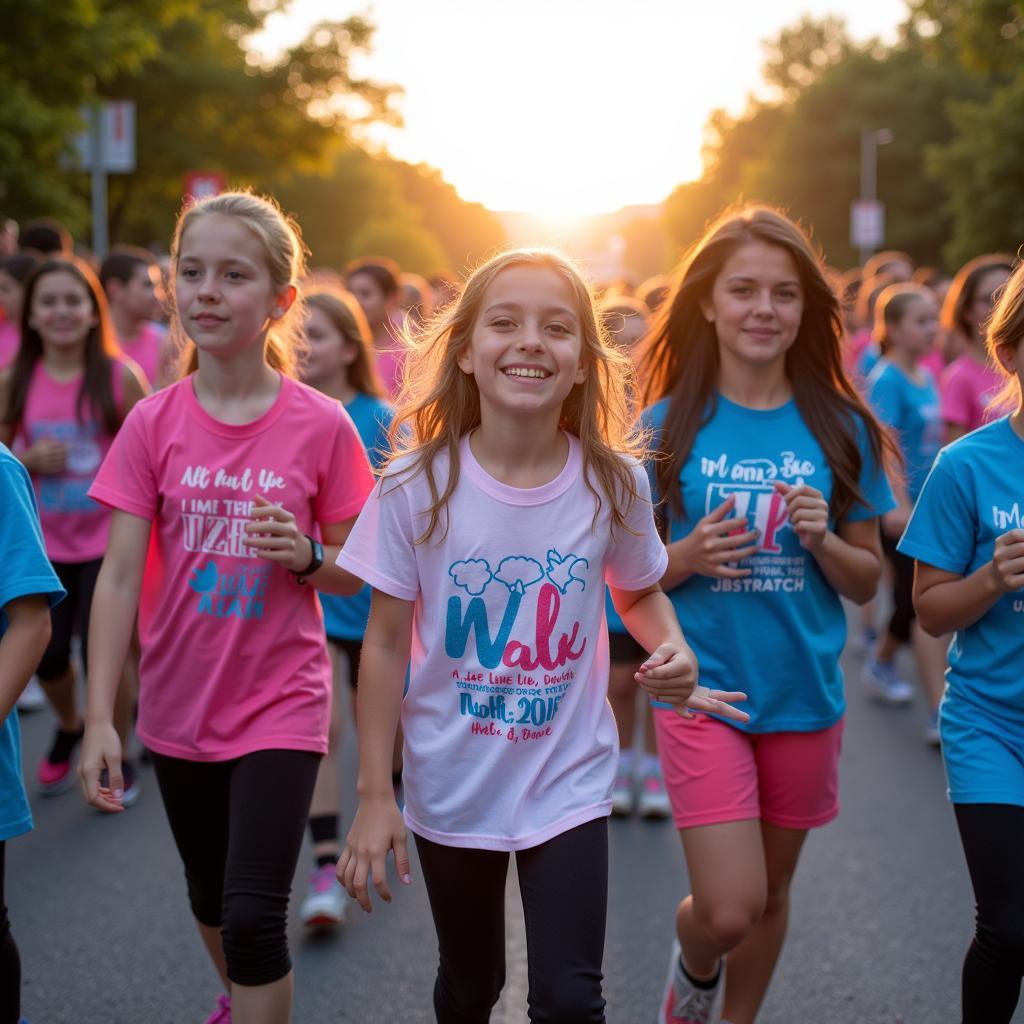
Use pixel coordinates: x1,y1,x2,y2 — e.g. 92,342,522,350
639,205,898,523
4,258,122,436
386,248,645,543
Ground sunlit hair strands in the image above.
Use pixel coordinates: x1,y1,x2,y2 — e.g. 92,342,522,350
985,259,1024,412
169,190,309,378
639,204,899,523
385,247,646,543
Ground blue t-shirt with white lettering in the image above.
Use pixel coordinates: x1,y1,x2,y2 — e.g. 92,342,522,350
320,393,394,642
0,445,65,841
898,418,1024,741
866,359,942,500
645,393,894,732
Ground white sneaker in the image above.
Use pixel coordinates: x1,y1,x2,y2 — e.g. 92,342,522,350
923,709,941,747
300,864,346,929
16,676,47,712
861,658,914,706
659,940,725,1023
637,771,672,820
611,769,635,816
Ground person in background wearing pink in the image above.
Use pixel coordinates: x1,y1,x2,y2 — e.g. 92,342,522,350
940,255,1014,442
0,258,146,800
0,255,38,370
100,246,171,389
345,256,405,397
80,191,373,1024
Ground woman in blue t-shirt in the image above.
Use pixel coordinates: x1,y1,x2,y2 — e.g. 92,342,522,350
862,283,948,741
298,286,395,931
638,206,897,1024
899,261,1024,1024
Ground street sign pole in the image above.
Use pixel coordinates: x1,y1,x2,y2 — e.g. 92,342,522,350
90,105,109,260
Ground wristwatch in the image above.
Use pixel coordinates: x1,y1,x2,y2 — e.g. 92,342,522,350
291,534,324,583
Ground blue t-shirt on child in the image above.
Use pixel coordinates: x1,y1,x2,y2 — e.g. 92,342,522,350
898,418,1024,803
319,393,394,642
0,444,65,841
645,393,895,733
866,358,942,500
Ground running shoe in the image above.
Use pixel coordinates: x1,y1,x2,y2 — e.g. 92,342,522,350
659,940,726,1024
637,771,672,820
300,864,346,929
611,769,635,816
856,625,879,655
860,658,914,707
203,994,231,1023
923,709,941,748
37,724,85,795
122,761,142,807
16,676,47,712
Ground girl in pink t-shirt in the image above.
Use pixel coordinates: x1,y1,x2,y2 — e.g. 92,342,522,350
0,254,39,370
940,255,1014,441
81,192,373,1024
0,257,146,797
336,248,748,1022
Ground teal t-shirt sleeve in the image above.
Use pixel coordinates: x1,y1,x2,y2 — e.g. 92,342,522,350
867,365,903,431
845,414,897,523
0,453,65,614
898,454,975,574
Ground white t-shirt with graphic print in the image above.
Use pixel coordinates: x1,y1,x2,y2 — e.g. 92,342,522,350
337,432,669,851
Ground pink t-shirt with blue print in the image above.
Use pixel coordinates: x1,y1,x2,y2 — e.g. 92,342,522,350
89,374,374,761
337,434,669,851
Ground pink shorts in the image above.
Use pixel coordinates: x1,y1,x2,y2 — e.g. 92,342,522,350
653,711,844,831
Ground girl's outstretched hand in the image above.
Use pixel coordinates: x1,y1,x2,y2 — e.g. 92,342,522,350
78,721,126,813
774,480,829,553
681,685,750,723
245,494,310,571
635,643,749,723
338,797,412,913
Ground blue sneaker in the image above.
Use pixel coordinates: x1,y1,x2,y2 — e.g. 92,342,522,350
861,658,914,706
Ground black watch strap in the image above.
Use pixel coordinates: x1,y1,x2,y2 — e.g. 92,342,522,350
292,535,324,582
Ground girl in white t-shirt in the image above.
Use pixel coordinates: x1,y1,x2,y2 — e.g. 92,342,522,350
337,248,748,1022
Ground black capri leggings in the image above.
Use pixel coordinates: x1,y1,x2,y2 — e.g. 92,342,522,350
0,842,20,1024
955,803,1024,1023
415,817,608,1024
36,558,102,681
153,749,320,987
880,532,915,643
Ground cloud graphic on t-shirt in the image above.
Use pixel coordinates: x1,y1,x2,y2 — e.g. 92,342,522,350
545,549,589,593
494,556,544,595
449,559,493,596
189,562,219,594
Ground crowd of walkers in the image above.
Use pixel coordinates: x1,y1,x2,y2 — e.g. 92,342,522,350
0,198,1021,1024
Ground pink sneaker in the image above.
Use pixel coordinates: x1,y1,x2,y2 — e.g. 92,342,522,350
203,994,231,1023
37,725,84,795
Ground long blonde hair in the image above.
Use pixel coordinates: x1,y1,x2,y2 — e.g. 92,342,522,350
986,260,1024,412
169,190,309,378
386,248,645,542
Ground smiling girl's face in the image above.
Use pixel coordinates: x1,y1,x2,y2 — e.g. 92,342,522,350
701,241,805,372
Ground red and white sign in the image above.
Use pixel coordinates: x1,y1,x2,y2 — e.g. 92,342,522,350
184,172,226,203
70,101,136,173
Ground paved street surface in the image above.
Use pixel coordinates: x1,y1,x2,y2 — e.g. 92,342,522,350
11,629,1024,1024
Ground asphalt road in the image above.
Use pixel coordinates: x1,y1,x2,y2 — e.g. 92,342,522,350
10,629,1023,1024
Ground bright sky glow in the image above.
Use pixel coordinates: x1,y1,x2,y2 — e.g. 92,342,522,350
251,0,906,216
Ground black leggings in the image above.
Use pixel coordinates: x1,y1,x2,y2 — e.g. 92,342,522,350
415,817,608,1024
36,558,101,681
955,803,1024,1023
0,843,19,1024
153,749,320,987
881,532,915,643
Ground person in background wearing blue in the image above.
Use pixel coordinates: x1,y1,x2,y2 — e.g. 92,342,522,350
297,285,396,930
862,283,949,743
899,259,1024,1024
0,441,65,1024
639,206,897,1024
